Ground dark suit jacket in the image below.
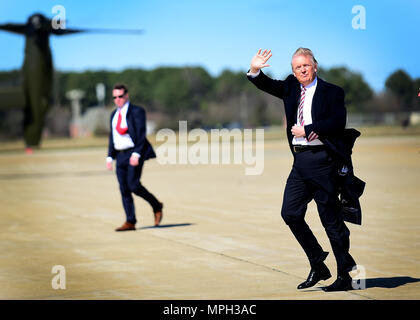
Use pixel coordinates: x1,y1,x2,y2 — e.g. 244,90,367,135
323,128,366,225
247,71,346,152
248,71,365,225
108,103,156,161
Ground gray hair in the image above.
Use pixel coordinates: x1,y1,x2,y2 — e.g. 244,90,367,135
291,47,318,69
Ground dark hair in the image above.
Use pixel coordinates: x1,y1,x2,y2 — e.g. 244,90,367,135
113,83,128,93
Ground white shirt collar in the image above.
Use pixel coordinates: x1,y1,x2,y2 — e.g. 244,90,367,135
301,76,317,90
118,101,130,111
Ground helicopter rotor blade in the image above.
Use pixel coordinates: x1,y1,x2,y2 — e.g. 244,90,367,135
63,27,145,35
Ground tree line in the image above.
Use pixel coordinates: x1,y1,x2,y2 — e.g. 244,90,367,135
1,65,419,132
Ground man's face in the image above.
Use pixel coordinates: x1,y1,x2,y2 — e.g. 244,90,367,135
112,89,129,108
292,54,317,86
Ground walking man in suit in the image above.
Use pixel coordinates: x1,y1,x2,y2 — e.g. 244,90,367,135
247,48,357,291
106,84,163,231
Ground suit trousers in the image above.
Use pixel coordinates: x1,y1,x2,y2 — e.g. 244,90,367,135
281,148,356,275
116,149,161,224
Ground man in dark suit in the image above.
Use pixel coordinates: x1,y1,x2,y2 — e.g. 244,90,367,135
106,84,163,231
247,48,357,291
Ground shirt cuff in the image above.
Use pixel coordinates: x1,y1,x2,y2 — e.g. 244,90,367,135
131,152,140,158
106,157,113,163
246,69,261,78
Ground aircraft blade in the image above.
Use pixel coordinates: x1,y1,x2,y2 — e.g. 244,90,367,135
52,27,144,35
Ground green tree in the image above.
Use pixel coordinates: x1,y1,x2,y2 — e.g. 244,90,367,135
385,69,414,111
213,69,252,101
412,77,420,111
148,67,213,116
318,66,373,112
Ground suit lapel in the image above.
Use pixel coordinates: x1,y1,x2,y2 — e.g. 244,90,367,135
311,77,325,122
291,79,301,124
111,108,117,120
126,103,134,137
126,103,132,121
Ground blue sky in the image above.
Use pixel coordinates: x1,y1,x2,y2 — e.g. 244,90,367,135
0,0,419,92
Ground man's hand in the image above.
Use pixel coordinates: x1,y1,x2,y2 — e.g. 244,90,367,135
291,125,306,138
129,154,139,166
106,160,113,171
250,49,272,73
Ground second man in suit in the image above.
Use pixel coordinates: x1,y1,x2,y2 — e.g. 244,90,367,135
106,83,163,231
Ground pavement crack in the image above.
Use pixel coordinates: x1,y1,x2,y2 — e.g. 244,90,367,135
142,230,373,299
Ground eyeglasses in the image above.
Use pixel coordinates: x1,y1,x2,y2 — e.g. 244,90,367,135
294,64,312,72
113,94,125,99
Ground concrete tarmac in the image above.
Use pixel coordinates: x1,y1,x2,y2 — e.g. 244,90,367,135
0,136,419,300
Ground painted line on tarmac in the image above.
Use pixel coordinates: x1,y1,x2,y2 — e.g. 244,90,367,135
141,228,374,300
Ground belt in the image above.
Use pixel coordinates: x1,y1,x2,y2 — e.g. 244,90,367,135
292,145,326,154
116,147,134,153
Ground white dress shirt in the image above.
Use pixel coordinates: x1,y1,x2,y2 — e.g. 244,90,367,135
247,70,323,146
293,77,323,146
112,101,135,150
106,101,140,163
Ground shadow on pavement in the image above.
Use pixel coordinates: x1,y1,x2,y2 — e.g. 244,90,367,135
364,276,420,289
138,223,194,230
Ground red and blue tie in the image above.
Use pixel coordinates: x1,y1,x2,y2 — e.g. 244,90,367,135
299,86,318,142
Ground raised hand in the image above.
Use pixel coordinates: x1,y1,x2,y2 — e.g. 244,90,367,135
250,49,272,73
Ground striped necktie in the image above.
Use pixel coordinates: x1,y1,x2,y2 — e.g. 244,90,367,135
298,86,306,126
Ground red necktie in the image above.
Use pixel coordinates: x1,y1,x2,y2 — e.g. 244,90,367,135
298,86,306,126
116,108,128,135
298,86,318,142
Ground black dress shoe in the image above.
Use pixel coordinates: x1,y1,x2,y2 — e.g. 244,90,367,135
297,263,332,289
322,274,353,292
